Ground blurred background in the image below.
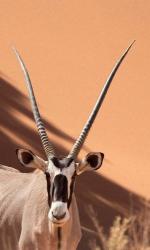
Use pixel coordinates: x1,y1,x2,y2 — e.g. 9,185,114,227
0,1,150,249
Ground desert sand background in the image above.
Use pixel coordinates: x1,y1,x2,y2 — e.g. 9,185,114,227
0,1,150,249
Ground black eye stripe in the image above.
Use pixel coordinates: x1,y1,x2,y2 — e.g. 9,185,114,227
45,172,51,207
68,171,76,208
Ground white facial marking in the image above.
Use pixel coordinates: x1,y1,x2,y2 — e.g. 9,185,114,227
48,201,70,225
47,159,76,225
48,160,76,197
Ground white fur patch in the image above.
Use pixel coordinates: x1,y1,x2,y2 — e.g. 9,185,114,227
48,201,70,225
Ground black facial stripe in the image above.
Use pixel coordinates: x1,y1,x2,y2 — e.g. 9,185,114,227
68,171,76,208
52,174,68,202
45,172,51,207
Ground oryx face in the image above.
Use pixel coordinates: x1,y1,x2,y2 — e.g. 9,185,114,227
17,149,104,226
47,153,104,225
14,42,134,226
47,157,76,225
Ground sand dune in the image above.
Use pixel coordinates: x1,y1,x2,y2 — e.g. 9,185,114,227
0,1,150,249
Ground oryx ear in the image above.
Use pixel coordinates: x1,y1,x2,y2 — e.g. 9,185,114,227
16,149,47,171
76,152,104,175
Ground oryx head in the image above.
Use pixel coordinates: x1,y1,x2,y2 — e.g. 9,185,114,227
13,41,134,226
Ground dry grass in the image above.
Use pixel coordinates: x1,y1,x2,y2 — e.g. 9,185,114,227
89,201,150,250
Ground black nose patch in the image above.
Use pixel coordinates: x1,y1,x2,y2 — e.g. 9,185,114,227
52,174,68,202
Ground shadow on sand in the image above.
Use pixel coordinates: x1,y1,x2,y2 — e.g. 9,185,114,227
0,76,144,250
0,76,76,170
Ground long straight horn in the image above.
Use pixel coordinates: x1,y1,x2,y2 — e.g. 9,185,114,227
13,48,55,159
68,41,135,159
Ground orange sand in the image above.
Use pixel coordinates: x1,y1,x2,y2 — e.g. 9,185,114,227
0,2,150,246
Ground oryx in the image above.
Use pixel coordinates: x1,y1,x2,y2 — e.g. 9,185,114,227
0,42,134,250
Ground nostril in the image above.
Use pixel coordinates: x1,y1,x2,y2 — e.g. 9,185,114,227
52,212,66,220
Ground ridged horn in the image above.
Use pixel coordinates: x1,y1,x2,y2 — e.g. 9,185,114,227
13,47,55,159
68,41,135,159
